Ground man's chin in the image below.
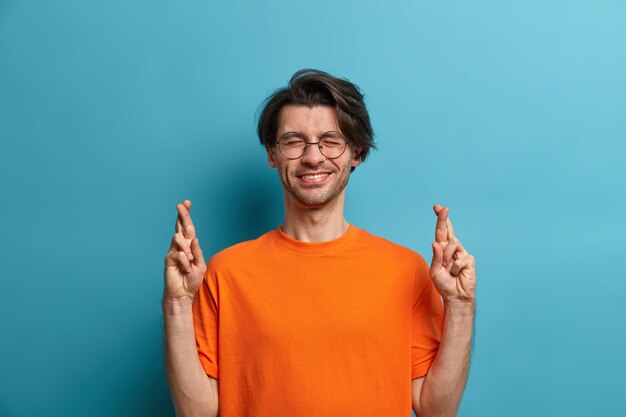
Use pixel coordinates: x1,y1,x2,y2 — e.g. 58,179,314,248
289,188,337,208
293,195,331,208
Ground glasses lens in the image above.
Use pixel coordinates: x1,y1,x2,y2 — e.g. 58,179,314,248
279,138,306,159
319,137,346,159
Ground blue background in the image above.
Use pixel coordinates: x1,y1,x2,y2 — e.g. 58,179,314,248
1,1,625,416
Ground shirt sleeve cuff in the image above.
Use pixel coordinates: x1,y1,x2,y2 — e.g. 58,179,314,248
198,355,219,379
411,357,434,379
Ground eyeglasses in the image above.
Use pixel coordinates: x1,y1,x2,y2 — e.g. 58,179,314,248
276,131,350,160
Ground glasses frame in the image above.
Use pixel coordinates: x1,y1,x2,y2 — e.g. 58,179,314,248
276,131,351,160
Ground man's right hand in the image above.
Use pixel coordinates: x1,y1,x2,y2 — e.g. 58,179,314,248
163,200,207,304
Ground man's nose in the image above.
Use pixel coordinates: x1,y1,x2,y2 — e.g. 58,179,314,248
300,142,326,165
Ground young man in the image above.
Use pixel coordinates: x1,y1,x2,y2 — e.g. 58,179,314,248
163,69,476,417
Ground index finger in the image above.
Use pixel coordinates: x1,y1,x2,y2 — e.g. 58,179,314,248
446,216,455,241
176,200,196,239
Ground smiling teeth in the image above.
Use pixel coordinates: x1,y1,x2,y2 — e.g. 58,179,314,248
302,173,328,179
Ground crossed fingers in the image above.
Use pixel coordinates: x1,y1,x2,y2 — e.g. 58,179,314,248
171,200,204,268
434,204,455,244
433,204,469,272
175,200,196,240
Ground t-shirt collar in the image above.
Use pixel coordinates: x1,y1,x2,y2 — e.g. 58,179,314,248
271,224,361,255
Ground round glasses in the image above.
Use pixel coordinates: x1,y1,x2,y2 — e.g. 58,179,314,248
277,131,350,160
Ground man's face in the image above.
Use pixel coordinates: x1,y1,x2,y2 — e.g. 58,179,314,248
267,105,361,208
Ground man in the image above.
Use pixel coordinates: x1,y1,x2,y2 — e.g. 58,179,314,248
163,69,476,417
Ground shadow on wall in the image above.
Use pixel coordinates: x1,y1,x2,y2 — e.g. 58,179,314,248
39,322,176,417
198,140,283,253
154,142,281,414
125,331,176,417
91,137,279,416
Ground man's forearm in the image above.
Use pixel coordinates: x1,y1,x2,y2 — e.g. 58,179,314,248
163,299,218,417
417,301,475,417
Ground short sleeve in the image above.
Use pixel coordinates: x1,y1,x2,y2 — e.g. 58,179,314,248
192,258,219,379
411,254,444,379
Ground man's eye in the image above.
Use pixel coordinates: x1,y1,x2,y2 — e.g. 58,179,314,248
284,139,304,147
321,139,343,147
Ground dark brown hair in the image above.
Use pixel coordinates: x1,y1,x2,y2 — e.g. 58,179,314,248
257,69,375,167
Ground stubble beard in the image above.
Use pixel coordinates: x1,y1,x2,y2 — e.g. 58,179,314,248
281,163,352,208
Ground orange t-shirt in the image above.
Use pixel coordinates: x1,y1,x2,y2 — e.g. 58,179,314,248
192,224,443,416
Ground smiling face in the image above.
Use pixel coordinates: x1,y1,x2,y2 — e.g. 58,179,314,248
267,105,362,208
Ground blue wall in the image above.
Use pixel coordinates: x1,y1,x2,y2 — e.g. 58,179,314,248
1,1,625,416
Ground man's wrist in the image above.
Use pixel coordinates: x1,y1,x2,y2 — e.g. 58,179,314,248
162,295,195,316
443,298,476,315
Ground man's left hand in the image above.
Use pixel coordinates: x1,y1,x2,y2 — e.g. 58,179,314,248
430,204,476,304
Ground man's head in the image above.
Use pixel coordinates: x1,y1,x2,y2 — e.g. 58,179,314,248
257,69,375,208
257,69,375,171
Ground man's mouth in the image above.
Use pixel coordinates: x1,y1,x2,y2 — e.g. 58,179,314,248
296,171,332,184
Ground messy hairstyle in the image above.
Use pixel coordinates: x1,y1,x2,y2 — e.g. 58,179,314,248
257,69,375,168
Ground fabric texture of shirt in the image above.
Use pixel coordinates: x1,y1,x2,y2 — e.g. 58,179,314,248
192,224,444,416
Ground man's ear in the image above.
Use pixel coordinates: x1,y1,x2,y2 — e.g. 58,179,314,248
351,148,363,170
266,145,277,168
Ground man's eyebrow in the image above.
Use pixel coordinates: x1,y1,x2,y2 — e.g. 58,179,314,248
279,131,344,140
319,131,344,138
278,131,306,140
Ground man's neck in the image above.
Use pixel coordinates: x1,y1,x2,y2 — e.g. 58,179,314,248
281,192,349,243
